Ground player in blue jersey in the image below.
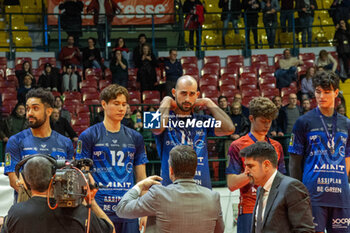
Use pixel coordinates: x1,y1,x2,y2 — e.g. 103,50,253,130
152,75,235,189
76,84,148,233
4,88,74,196
289,71,350,233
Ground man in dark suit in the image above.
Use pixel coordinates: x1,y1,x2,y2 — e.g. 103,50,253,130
240,141,315,233
116,145,225,233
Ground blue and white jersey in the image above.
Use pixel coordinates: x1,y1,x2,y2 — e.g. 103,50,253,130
289,108,350,208
76,122,148,223
4,129,74,174
154,111,216,189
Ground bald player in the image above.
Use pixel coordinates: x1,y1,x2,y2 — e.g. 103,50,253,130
152,75,235,189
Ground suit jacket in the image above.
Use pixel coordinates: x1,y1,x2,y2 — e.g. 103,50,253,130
116,179,224,233
251,172,315,233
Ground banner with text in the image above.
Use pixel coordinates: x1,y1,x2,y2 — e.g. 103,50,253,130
47,0,175,25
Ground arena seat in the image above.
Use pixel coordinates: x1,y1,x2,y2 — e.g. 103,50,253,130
258,66,275,76
273,54,284,69
82,92,100,102
128,68,138,76
219,75,237,89
129,91,141,102
299,53,316,62
63,91,82,102
201,63,220,76
259,73,276,86
226,55,244,67
261,88,279,99
239,66,257,76
203,56,220,66
14,57,32,70
251,54,269,68
84,99,100,106
183,66,199,76
80,80,98,89
142,91,160,103
220,72,238,86
0,57,7,72
104,68,112,80
38,57,56,69
181,56,198,65
99,80,111,91
201,89,220,99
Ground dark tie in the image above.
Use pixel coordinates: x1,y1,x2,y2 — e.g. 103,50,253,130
256,188,266,233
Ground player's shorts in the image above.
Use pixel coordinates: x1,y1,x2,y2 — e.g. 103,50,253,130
114,220,139,233
312,205,350,233
237,213,252,233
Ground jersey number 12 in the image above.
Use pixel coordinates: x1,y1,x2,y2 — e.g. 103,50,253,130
111,151,125,166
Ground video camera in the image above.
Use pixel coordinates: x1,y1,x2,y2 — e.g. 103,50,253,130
52,159,94,208
15,155,95,208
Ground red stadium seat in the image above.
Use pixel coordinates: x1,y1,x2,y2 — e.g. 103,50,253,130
260,83,276,89
104,68,112,80
0,69,5,79
0,57,7,73
143,98,160,105
15,57,32,70
82,92,100,102
241,89,260,99
64,99,81,107
80,80,98,89
2,92,17,101
182,62,198,69
201,63,220,76
181,56,198,65
63,91,82,101
38,57,56,69
99,80,111,91
239,66,257,76
299,53,315,62
0,86,16,94
1,104,13,117
142,91,160,103
303,60,315,68
183,66,199,76
220,66,239,77
76,105,90,114
219,75,237,89
6,68,15,77
200,85,218,92
85,68,102,79
258,66,275,76
129,91,141,102
309,98,317,109
129,98,141,112
201,89,219,99
251,54,269,68
220,89,239,104
84,99,100,106
5,75,18,88
242,96,256,107
127,79,139,91
261,88,279,99
259,73,276,86
204,56,220,66
298,65,308,76
273,54,284,69
281,87,296,98
227,55,244,67
51,91,61,97
239,76,258,89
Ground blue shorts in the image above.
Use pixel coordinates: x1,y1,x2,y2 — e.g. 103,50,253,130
114,221,139,233
237,213,252,233
312,206,350,233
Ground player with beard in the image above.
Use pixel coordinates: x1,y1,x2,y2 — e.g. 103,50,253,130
153,75,235,189
4,88,74,199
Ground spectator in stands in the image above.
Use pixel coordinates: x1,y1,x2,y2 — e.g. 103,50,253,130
37,63,61,92
87,0,121,50
133,109,143,132
62,64,79,92
59,0,83,47
242,0,260,49
54,96,71,123
301,98,311,114
334,19,350,77
280,0,294,32
275,49,303,88
0,103,28,143
110,50,128,88
17,74,34,104
279,93,302,134
316,50,338,72
329,0,350,26
121,104,134,129
50,108,78,142
183,0,205,50
295,0,317,47
301,66,315,99
229,101,250,140
219,0,241,46
234,93,249,117
261,0,279,48
270,96,283,136
336,104,346,116
136,44,158,92
113,37,129,59
15,61,36,88
82,37,104,71
59,36,81,68
164,49,183,96
133,34,147,68
218,95,231,115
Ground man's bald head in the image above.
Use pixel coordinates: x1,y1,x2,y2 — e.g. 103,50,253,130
175,75,198,90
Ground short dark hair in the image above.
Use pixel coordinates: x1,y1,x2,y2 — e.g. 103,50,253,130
100,84,129,103
169,145,197,178
312,70,339,90
26,88,55,108
138,33,147,40
218,95,228,102
87,37,96,45
67,35,74,40
240,141,278,167
169,48,177,54
23,157,53,192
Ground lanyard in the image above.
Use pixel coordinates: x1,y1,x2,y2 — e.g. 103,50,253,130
317,107,337,155
248,132,272,144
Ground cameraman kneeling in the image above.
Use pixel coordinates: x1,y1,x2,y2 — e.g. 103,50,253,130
0,157,114,233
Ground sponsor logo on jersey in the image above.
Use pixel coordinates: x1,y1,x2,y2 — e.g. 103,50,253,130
77,140,82,154
332,218,350,228
5,153,11,166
